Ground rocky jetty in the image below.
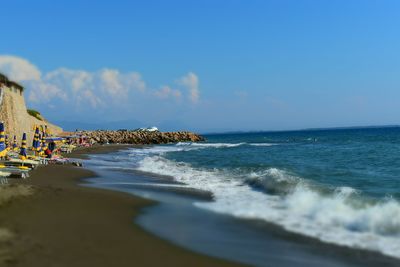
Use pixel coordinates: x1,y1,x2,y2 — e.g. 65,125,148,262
82,130,205,145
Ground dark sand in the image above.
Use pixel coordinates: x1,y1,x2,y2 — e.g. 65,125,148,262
0,146,243,267
66,144,138,159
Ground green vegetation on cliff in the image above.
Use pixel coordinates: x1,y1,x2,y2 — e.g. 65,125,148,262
27,109,43,121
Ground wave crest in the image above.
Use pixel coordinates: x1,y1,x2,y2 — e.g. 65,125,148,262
176,142,277,149
136,155,400,258
176,142,245,148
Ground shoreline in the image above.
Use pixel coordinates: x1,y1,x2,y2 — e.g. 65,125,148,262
2,144,399,267
0,145,243,267
82,145,400,267
65,143,141,159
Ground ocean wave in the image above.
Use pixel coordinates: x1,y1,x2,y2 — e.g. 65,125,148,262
246,168,303,194
248,143,277,147
136,156,400,259
176,142,277,148
128,145,187,156
92,182,189,188
176,142,245,148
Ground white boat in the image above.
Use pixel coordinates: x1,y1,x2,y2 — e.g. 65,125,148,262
147,127,159,132
135,127,159,132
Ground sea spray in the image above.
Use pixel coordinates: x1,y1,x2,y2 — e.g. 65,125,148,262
136,153,400,259
95,128,400,259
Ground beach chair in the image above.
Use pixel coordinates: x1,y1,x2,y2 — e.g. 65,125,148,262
0,164,30,179
0,171,11,184
7,158,39,169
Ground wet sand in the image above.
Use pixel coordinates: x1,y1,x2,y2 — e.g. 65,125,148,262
66,144,138,159
83,147,400,267
0,146,243,267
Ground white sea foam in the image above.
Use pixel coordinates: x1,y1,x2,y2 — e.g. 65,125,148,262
129,145,187,155
176,142,277,148
92,182,189,188
136,154,400,259
176,142,245,148
248,143,277,147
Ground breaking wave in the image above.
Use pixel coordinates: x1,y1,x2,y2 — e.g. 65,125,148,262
176,142,277,148
176,142,245,148
248,143,277,147
136,155,400,259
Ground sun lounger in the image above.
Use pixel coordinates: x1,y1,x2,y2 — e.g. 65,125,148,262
0,170,13,184
0,171,11,177
27,156,49,165
48,157,70,164
0,167,29,178
6,158,39,169
60,145,74,153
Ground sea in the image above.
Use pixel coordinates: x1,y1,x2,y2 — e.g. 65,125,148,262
82,127,400,267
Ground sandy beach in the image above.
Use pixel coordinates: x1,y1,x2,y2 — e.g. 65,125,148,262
0,146,243,267
2,1,400,266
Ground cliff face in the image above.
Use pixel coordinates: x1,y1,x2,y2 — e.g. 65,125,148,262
0,83,62,143
83,130,204,145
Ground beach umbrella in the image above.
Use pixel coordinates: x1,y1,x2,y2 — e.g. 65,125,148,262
5,135,8,148
13,135,18,148
13,135,17,149
37,134,42,153
19,133,27,160
39,125,45,139
0,122,5,153
41,134,48,151
32,126,40,151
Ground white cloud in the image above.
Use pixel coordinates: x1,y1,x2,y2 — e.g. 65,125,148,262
42,68,96,106
178,72,200,103
123,72,146,92
71,71,92,92
27,80,67,103
0,55,41,81
154,86,182,100
45,68,92,92
99,69,123,96
0,55,199,113
78,89,103,108
35,67,147,108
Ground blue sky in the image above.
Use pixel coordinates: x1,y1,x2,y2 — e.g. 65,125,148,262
0,0,400,132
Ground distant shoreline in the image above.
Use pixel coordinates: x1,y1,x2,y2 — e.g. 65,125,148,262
202,124,400,135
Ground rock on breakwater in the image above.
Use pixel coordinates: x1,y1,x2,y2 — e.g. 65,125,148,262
82,130,205,145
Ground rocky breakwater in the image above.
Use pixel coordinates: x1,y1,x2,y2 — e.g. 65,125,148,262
83,130,205,145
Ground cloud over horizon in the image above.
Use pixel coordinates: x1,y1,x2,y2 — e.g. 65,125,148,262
0,55,41,81
154,85,182,100
0,55,200,114
178,72,199,103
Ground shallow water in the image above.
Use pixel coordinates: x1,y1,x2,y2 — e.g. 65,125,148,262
82,127,400,265
82,156,398,266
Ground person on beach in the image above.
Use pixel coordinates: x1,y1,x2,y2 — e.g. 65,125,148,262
48,141,56,152
44,147,52,158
